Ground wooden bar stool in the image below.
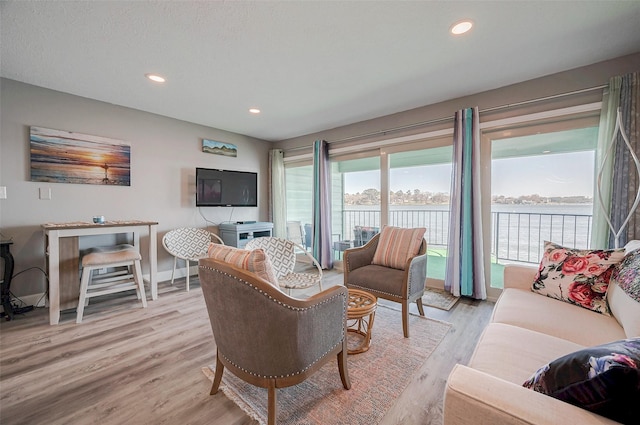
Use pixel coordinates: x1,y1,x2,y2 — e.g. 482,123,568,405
77,244,147,323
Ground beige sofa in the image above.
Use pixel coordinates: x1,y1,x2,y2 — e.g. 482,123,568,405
444,243,640,425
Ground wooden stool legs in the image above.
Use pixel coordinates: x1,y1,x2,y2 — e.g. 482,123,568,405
77,245,147,323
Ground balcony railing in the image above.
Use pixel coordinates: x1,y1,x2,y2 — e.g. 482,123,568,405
492,211,592,263
339,208,593,264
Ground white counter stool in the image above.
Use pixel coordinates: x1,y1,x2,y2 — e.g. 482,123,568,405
76,244,147,323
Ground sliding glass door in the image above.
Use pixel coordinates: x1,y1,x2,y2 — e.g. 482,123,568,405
483,120,599,293
388,145,452,284
330,155,381,260
284,163,313,248
282,108,601,300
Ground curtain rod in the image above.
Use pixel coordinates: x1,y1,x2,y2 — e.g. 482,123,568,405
285,84,607,152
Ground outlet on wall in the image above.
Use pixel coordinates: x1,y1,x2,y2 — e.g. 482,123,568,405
0,186,6,199
39,187,51,200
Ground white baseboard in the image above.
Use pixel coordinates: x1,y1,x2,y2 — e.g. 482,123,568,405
0,268,186,314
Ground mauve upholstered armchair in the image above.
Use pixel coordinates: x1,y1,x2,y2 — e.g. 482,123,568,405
344,232,427,338
198,257,351,425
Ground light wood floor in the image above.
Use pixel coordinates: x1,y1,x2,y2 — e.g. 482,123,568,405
0,271,494,425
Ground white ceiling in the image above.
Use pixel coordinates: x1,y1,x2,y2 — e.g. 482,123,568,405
2,1,640,142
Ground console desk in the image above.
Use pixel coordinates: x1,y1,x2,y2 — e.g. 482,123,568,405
42,220,158,325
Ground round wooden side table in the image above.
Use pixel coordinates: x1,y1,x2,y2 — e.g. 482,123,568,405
346,289,378,354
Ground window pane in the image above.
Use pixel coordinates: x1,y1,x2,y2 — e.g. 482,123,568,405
490,127,598,289
335,157,381,259
389,146,452,281
285,164,313,248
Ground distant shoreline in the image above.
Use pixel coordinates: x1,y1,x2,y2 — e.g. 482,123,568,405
343,202,594,207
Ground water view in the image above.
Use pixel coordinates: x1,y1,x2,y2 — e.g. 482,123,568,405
337,203,593,265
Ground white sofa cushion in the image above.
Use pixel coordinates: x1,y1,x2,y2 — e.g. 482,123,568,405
468,323,584,385
445,365,622,425
608,281,640,338
492,288,626,346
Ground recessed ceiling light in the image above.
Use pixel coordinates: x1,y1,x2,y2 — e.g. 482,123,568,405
249,108,261,114
145,73,166,83
450,20,473,35
542,150,551,154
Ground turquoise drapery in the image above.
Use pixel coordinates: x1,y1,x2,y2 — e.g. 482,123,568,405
592,77,622,249
445,107,486,299
269,149,287,238
312,140,333,269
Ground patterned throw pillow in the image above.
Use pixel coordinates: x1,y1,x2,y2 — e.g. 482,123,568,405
531,241,624,315
612,249,640,302
372,226,426,270
523,338,640,424
207,243,279,288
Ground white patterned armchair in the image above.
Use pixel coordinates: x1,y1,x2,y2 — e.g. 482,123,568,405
245,236,323,294
162,227,224,291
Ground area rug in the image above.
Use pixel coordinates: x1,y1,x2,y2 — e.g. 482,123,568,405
202,306,451,425
422,287,460,311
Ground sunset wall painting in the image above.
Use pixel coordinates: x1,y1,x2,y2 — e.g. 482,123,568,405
30,127,131,186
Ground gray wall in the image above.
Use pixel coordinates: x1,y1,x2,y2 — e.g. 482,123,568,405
276,52,640,153
2,52,639,302
0,79,271,298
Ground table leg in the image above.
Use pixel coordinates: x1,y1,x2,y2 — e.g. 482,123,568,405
48,231,60,325
58,237,80,311
347,311,376,355
149,224,158,300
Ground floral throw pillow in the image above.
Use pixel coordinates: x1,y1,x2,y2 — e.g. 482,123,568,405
523,338,640,423
612,249,640,302
531,241,624,315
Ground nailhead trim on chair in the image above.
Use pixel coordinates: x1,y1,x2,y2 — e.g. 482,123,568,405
200,264,347,379
347,283,402,300
218,341,342,379
408,261,415,294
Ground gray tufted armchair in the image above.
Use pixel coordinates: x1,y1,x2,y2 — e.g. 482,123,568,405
198,257,351,425
344,232,427,338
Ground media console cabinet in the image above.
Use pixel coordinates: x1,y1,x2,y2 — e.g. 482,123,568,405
219,222,273,249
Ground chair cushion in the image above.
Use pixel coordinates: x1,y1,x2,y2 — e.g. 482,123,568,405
279,273,322,290
347,264,406,298
371,226,426,270
523,338,640,424
82,244,141,266
531,241,624,315
207,243,279,288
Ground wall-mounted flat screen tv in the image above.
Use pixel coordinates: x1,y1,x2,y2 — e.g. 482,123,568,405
196,168,258,207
